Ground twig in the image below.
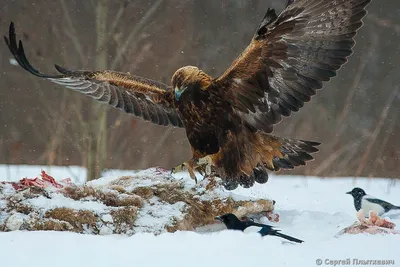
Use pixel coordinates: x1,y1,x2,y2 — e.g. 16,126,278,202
336,31,379,126
367,14,400,34
354,86,399,177
66,165,81,183
110,0,165,69
59,0,85,65
313,141,360,176
138,127,173,167
372,110,399,173
109,2,128,38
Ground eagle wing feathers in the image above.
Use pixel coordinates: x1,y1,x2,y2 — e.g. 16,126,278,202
215,0,371,133
5,22,183,128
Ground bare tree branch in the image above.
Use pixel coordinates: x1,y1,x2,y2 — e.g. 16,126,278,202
367,14,400,34
314,141,360,176
336,32,379,126
354,86,399,177
59,0,86,65
109,2,128,38
372,110,399,173
111,0,165,69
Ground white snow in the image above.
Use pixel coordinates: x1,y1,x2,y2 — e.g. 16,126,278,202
0,164,86,183
101,214,114,223
5,213,26,231
27,193,109,213
99,225,114,235
1,165,400,267
135,198,187,234
0,230,398,267
88,168,173,189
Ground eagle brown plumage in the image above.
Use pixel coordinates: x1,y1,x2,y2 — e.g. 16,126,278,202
5,0,371,190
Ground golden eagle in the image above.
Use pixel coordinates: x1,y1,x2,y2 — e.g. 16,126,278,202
5,0,371,190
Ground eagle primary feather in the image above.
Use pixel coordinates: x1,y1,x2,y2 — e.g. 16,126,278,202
5,0,371,190
217,0,371,133
4,23,183,127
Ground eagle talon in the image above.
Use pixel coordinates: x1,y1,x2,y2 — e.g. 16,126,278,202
191,172,198,184
171,163,187,174
171,160,198,183
197,155,213,176
197,167,205,176
187,164,198,183
205,165,212,176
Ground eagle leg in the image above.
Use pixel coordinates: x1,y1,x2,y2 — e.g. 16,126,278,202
171,155,215,183
196,155,213,176
171,159,198,183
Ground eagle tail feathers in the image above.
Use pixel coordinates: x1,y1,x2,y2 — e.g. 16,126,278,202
267,136,320,171
218,135,319,190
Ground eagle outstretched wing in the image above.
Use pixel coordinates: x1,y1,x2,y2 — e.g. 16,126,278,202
5,22,183,127
215,0,371,133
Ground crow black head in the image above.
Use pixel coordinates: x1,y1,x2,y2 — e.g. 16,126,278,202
346,187,367,198
215,213,244,230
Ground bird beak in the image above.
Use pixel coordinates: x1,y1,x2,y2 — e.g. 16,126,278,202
346,191,351,195
215,216,223,222
174,87,182,100
174,86,187,101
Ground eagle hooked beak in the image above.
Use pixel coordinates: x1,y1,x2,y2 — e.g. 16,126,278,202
174,86,187,101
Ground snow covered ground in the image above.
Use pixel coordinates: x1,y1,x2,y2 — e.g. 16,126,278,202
0,164,86,183
1,165,400,267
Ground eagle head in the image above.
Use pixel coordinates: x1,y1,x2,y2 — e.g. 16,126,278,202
171,66,212,101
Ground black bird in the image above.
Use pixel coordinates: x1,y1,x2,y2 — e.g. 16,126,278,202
346,187,400,216
215,213,303,243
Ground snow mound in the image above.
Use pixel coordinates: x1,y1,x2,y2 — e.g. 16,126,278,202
0,168,274,235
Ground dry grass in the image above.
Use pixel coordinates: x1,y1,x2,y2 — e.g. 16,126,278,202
110,206,138,233
33,219,73,232
44,208,98,233
110,185,127,194
132,186,154,199
153,182,187,204
110,176,136,188
115,195,143,207
13,203,33,215
62,186,143,208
